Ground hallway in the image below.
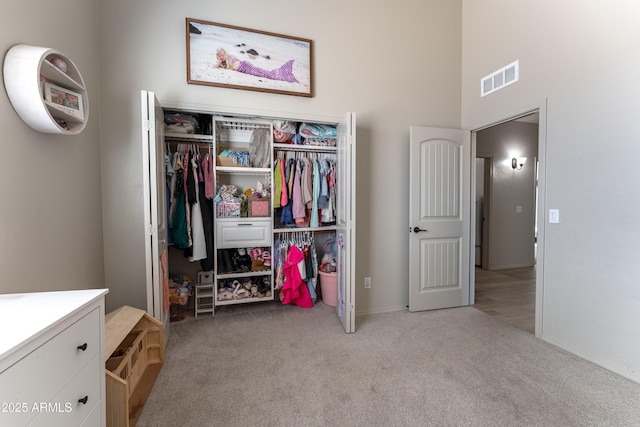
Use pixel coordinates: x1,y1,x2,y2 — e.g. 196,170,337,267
474,267,535,333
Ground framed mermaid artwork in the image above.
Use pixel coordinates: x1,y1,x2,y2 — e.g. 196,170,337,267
186,18,313,97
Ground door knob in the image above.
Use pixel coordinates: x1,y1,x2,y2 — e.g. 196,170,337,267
413,227,428,233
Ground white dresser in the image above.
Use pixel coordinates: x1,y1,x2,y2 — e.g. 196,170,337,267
0,289,108,427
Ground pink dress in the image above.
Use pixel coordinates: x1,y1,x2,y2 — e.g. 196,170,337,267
281,246,313,308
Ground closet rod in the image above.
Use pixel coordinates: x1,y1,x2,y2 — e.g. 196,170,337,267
166,142,212,150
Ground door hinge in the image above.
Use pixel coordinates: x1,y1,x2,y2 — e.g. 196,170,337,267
145,119,151,132
145,225,154,236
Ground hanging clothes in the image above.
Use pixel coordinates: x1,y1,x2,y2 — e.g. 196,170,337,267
189,153,207,262
275,232,319,305
180,149,193,253
274,237,286,290
310,158,320,228
273,158,283,208
168,151,181,231
279,158,288,207
274,150,337,229
302,243,317,302
195,152,214,270
202,152,214,200
169,152,189,249
321,162,336,224
317,159,329,209
281,245,313,308
167,143,215,262
292,160,305,224
165,152,174,245
302,157,313,207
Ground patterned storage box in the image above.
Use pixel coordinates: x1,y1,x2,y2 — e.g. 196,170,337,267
248,197,270,217
217,201,241,218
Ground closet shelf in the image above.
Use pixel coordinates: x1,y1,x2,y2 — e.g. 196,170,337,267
217,271,271,280
165,132,213,143
274,143,337,153
275,225,338,233
215,166,271,174
216,295,274,306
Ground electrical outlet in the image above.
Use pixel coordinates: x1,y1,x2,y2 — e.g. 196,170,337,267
364,277,371,289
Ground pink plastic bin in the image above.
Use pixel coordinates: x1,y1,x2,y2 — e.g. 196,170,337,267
319,271,337,307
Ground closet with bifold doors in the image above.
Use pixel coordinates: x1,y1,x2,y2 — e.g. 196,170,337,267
141,90,357,333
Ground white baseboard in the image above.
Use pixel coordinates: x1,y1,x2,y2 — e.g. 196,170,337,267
356,305,407,316
490,263,534,270
541,335,640,385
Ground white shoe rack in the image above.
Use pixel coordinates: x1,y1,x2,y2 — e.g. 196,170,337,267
195,270,214,317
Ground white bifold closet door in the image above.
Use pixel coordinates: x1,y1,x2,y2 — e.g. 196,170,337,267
335,112,356,333
141,90,170,347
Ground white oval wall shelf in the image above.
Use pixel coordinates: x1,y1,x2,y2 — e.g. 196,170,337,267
3,44,89,135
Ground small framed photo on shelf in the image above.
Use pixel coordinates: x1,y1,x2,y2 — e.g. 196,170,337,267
43,82,84,121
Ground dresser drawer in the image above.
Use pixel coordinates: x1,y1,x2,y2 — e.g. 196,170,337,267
28,355,101,427
80,401,101,427
216,219,272,248
0,307,99,425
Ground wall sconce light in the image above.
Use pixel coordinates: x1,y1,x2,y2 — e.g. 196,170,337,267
512,157,526,170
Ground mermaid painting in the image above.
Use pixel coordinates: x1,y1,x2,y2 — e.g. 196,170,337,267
214,48,299,84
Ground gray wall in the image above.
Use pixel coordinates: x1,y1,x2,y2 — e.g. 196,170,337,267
3,0,639,386
0,0,104,294
462,1,640,382
97,0,463,314
477,121,537,270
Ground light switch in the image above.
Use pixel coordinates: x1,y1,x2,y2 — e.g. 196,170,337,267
549,209,560,224
516,205,522,213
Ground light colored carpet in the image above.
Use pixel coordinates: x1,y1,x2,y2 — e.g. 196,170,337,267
137,303,640,426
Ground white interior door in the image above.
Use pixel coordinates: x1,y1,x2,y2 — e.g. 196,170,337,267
409,126,471,312
336,112,356,333
141,90,170,345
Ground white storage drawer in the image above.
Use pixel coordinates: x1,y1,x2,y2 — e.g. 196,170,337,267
29,355,101,427
216,219,272,248
0,290,107,427
0,307,100,426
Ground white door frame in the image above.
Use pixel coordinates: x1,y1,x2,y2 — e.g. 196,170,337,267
467,99,547,338
474,153,493,270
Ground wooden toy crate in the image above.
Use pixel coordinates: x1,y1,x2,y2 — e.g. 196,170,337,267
105,306,164,427
106,330,148,395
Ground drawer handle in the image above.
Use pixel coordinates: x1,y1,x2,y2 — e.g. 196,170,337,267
77,343,88,351
78,396,88,405
237,223,253,226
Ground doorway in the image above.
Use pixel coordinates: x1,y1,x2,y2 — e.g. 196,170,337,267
471,111,541,334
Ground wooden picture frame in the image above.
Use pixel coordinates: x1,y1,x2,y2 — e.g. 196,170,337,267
186,18,313,97
43,82,84,121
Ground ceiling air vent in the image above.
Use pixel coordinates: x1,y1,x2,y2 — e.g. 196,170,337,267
481,60,519,97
